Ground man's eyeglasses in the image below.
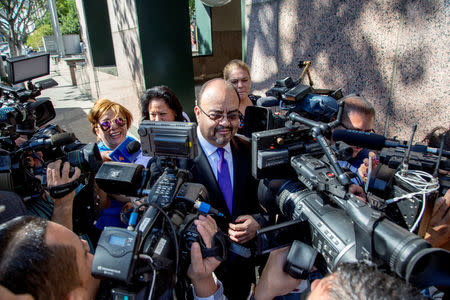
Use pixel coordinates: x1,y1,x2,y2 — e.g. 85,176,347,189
197,106,240,122
341,123,375,133
98,117,127,131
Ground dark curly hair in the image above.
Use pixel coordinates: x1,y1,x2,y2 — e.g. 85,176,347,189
140,86,185,121
423,126,449,151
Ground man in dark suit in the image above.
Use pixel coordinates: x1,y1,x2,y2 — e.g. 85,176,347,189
192,78,267,299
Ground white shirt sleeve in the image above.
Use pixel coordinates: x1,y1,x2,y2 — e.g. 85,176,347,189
192,278,227,300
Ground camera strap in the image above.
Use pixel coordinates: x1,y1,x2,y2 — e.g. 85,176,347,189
201,231,228,262
48,179,80,199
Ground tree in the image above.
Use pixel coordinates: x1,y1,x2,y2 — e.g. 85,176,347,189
0,0,48,56
26,0,80,50
56,0,80,35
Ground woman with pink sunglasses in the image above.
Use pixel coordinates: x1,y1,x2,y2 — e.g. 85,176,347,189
87,98,137,230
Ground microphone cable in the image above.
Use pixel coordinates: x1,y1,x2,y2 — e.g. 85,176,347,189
385,170,439,233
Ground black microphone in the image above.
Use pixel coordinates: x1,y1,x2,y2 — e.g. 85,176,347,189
257,96,279,107
332,129,390,150
332,129,450,157
23,132,76,150
126,140,141,154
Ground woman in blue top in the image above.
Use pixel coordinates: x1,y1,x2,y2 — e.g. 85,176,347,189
88,98,135,230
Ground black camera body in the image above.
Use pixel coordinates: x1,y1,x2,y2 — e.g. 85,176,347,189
92,121,228,299
240,67,343,139
254,112,450,289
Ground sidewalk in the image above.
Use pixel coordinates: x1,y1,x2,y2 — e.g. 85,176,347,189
39,70,140,144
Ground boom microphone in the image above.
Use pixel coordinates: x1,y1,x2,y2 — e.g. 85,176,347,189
332,129,450,157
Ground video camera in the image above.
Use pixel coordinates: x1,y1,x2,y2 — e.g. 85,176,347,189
93,121,233,299
0,53,58,137
332,128,450,231
0,54,102,206
254,111,450,289
240,60,343,138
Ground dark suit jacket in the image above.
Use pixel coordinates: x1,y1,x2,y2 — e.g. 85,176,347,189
190,135,265,231
190,135,267,300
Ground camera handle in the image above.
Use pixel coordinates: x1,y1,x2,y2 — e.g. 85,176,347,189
288,112,350,186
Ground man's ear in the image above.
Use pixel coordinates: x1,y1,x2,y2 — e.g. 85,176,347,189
194,106,201,122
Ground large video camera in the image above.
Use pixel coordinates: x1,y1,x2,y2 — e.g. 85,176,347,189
93,122,229,299
0,54,102,209
0,53,58,138
240,60,343,138
254,111,450,289
332,128,450,230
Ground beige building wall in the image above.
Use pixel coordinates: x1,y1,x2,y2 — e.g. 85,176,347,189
245,0,449,141
75,0,145,131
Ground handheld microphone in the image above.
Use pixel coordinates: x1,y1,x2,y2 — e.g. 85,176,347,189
332,129,450,157
109,138,141,163
126,140,141,155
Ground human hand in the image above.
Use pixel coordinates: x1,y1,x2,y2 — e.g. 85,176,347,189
188,215,222,297
0,286,33,300
228,215,261,244
254,247,302,300
100,151,112,162
47,160,81,230
46,160,81,196
349,184,367,203
425,190,450,249
358,151,378,184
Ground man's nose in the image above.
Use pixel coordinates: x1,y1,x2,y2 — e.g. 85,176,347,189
218,114,231,126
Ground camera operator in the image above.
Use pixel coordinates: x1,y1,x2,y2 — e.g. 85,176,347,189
334,94,377,187
0,213,222,300
0,215,100,299
46,160,81,230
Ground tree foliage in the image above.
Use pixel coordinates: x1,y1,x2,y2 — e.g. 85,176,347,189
189,0,196,24
0,0,48,56
26,23,53,51
25,0,80,50
57,0,80,35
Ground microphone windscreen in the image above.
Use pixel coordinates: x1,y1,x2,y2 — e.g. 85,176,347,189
332,129,386,150
126,140,141,154
257,96,279,107
50,132,76,146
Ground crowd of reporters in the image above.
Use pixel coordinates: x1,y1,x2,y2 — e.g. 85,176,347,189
0,58,449,300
